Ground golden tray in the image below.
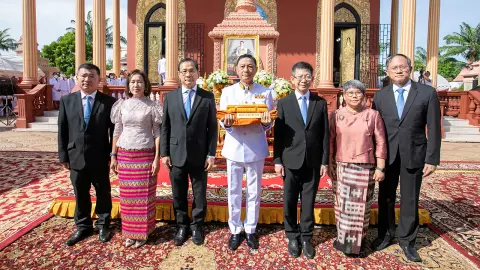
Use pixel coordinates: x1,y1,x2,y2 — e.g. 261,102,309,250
216,104,277,126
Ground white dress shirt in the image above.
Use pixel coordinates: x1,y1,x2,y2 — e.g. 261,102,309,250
295,90,310,109
393,80,412,102
181,85,197,108
80,90,97,108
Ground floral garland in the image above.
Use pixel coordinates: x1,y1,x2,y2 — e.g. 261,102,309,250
272,78,293,99
206,70,230,90
253,70,273,88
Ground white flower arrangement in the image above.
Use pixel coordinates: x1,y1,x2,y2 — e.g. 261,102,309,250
272,78,293,99
253,70,273,88
206,70,230,90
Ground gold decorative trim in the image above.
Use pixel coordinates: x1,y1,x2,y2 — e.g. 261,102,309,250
315,0,371,87
135,0,186,70
224,0,277,29
335,7,356,23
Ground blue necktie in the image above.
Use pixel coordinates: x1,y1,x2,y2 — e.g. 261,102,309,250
396,88,405,119
84,96,92,125
301,96,307,124
184,90,191,120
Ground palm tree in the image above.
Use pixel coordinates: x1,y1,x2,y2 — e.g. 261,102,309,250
66,11,127,48
0,28,18,52
414,46,427,70
443,22,480,63
414,46,466,81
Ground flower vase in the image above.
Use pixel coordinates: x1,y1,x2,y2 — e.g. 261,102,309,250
213,84,225,99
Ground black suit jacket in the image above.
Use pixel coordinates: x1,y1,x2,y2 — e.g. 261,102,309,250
372,81,441,168
160,87,218,167
58,90,115,170
274,92,329,169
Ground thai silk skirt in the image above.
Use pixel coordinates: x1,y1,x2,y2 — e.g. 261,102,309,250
333,162,375,255
117,148,156,240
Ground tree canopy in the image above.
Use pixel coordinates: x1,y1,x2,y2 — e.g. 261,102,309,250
0,28,18,52
40,32,93,76
414,46,465,81
66,11,127,49
443,22,480,63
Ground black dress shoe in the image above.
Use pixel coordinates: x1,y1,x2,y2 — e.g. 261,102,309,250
401,245,422,262
302,240,315,259
98,228,112,242
371,236,393,251
246,233,259,250
288,239,301,258
228,233,243,251
191,228,205,246
66,229,93,246
174,227,189,246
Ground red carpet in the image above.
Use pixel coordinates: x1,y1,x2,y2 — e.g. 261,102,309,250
0,217,476,269
419,161,480,267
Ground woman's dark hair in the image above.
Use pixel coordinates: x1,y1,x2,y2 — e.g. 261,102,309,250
125,69,152,98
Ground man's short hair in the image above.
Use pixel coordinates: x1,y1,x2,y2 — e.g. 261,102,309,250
125,69,152,98
77,63,101,76
236,54,257,67
291,61,314,76
385,54,412,69
178,58,199,72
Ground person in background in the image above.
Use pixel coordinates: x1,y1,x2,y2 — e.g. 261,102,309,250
329,79,387,257
110,69,163,248
49,72,61,109
158,55,166,85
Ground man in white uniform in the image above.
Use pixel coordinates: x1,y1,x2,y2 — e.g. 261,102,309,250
219,54,273,251
158,55,166,85
49,72,61,109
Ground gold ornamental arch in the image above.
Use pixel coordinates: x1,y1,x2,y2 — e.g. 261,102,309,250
135,0,186,70
314,0,371,87
224,0,278,28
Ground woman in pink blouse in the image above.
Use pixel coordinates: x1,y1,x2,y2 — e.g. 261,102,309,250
329,79,387,256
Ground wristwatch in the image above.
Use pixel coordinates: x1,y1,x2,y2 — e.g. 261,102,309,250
110,152,117,157
375,167,385,172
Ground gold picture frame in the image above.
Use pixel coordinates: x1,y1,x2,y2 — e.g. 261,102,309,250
224,35,260,76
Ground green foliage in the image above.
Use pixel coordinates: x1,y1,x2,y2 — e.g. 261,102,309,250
0,28,18,51
106,59,113,71
452,84,464,91
443,22,480,62
414,46,465,81
40,32,93,76
66,11,127,49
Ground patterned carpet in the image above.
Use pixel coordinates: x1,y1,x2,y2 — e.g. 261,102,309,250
0,151,479,268
0,217,477,270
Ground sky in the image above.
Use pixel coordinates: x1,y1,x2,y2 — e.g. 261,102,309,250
0,0,478,61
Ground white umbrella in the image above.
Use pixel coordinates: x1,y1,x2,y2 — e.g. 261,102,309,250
0,55,45,78
413,71,450,90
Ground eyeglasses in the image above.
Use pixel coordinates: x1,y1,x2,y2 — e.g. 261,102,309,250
179,70,197,75
293,75,313,81
345,91,364,97
389,65,410,72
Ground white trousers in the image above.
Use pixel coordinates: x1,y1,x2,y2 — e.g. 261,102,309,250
227,159,264,234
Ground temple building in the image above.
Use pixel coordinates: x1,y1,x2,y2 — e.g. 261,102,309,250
15,0,449,129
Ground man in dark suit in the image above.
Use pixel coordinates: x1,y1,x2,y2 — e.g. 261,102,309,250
58,63,116,246
372,54,441,262
161,58,218,246
274,62,329,259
